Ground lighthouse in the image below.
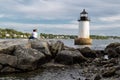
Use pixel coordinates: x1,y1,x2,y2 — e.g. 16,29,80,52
75,9,92,45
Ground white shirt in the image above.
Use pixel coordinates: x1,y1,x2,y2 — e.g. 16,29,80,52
32,32,38,38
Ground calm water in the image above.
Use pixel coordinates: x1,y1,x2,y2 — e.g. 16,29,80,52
54,39,120,50
0,39,120,80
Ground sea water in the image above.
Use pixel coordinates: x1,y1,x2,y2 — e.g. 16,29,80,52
53,39,120,50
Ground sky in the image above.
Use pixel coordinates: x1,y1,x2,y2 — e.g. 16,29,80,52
0,0,120,36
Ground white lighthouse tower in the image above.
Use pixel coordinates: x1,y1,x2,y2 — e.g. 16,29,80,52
75,9,92,45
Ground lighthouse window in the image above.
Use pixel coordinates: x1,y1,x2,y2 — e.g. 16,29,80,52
81,14,87,17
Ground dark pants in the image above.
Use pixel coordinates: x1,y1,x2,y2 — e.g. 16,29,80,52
29,36,36,39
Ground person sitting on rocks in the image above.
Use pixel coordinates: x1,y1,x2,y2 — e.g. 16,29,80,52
29,29,38,39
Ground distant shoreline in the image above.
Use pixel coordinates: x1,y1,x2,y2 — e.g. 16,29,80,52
0,28,120,39
40,33,120,39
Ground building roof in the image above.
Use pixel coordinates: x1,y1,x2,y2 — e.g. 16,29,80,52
80,9,88,14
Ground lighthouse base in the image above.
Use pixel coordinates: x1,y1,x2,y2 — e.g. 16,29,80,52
74,38,92,45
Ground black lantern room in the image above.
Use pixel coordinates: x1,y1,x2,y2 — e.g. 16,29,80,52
78,9,90,21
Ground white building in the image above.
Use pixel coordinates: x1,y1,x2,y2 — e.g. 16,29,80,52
78,9,90,38
75,9,92,45
6,34,10,37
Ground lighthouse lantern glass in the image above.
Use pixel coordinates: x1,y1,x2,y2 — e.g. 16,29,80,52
80,14,88,17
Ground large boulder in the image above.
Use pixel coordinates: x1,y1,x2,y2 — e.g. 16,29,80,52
105,48,119,58
105,42,120,58
0,54,20,73
55,50,87,65
0,54,17,66
50,41,64,57
78,47,96,58
0,39,30,49
30,40,52,60
115,46,120,54
105,42,120,49
13,45,46,71
95,50,105,58
0,39,30,55
0,40,53,72
0,46,16,55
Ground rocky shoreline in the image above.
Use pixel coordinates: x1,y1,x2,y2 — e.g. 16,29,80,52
0,39,120,80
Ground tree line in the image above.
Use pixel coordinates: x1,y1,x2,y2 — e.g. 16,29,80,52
40,33,120,39
0,28,119,39
0,28,30,38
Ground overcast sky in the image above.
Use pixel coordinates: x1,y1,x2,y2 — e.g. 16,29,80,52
0,0,120,36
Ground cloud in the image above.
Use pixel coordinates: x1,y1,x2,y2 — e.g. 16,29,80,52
0,0,120,20
99,15,120,22
0,14,5,18
0,0,71,20
0,22,78,34
91,23,120,30
0,0,120,36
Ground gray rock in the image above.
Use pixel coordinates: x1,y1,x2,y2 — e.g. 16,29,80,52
50,41,64,57
0,66,19,73
105,42,120,49
105,48,119,58
0,64,3,70
55,50,87,65
95,50,105,58
0,39,30,49
0,39,30,55
93,74,101,80
0,54,17,66
115,46,120,54
0,46,15,55
102,67,116,77
116,70,120,76
13,45,46,71
30,40,52,58
78,47,96,58
105,42,120,58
